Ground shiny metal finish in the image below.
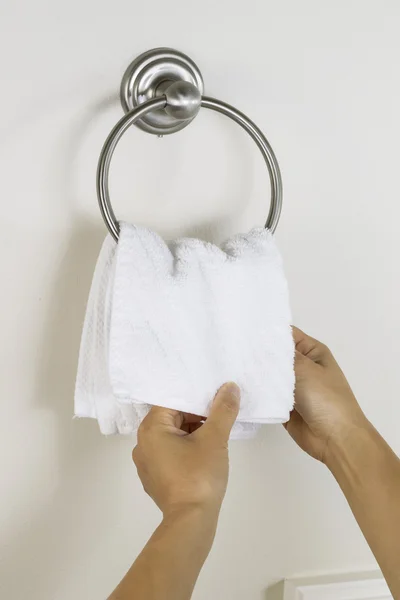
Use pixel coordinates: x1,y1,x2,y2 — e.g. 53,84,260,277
120,48,204,135
97,96,282,241
202,97,282,234
97,97,167,241
97,49,283,241
164,81,202,121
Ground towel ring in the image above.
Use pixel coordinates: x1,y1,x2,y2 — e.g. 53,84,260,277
97,48,283,241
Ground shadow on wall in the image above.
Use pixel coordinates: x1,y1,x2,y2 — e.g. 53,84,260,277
265,580,285,599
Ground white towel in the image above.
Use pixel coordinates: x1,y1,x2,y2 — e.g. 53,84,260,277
75,223,295,440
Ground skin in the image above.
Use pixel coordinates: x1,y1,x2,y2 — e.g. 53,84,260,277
108,327,400,600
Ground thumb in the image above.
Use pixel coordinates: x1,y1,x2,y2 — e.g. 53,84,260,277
200,382,241,443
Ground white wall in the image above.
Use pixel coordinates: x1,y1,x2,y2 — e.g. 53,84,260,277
1,1,399,599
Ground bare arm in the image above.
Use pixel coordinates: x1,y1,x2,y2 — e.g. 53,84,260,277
328,420,400,594
287,327,400,599
109,507,218,600
107,383,240,600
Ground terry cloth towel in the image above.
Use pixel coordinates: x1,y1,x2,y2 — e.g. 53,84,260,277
74,223,295,440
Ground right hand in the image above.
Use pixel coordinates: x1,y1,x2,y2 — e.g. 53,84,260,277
285,327,368,465
132,382,240,518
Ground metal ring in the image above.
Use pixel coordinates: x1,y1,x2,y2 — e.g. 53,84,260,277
97,96,283,241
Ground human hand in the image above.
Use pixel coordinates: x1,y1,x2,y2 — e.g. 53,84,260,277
132,382,240,518
285,327,368,465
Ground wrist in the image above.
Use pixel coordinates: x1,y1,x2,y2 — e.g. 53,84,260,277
161,503,220,558
324,416,375,475
162,502,221,526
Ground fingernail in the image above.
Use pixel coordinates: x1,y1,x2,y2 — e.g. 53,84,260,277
222,382,241,400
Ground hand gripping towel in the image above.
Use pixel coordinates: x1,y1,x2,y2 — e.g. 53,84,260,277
75,223,295,440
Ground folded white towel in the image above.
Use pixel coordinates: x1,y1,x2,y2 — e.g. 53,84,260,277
75,223,295,440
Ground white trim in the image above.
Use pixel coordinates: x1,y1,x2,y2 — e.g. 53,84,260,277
283,571,392,600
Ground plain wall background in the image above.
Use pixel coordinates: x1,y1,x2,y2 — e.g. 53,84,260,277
1,1,399,598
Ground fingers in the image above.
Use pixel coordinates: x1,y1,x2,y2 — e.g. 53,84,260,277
139,406,183,436
199,382,241,443
292,326,332,366
138,406,206,439
283,409,310,451
294,348,311,370
138,384,240,443
292,326,320,356
284,408,304,437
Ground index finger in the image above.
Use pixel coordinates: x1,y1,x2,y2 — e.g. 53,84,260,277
292,326,332,366
139,406,183,434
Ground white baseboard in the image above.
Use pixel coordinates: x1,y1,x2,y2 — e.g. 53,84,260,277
283,570,392,600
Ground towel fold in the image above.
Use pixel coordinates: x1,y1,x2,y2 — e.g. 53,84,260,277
75,223,295,440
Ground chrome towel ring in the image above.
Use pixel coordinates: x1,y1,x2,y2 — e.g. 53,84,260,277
97,48,283,242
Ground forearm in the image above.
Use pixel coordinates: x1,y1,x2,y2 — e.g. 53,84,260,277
327,420,400,599
108,506,219,600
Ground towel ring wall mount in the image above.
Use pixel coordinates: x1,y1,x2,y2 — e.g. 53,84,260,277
97,48,283,241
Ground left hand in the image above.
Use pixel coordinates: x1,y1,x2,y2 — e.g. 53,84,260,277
132,382,241,517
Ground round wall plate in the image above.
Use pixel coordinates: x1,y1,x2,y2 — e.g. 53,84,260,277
120,48,204,135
